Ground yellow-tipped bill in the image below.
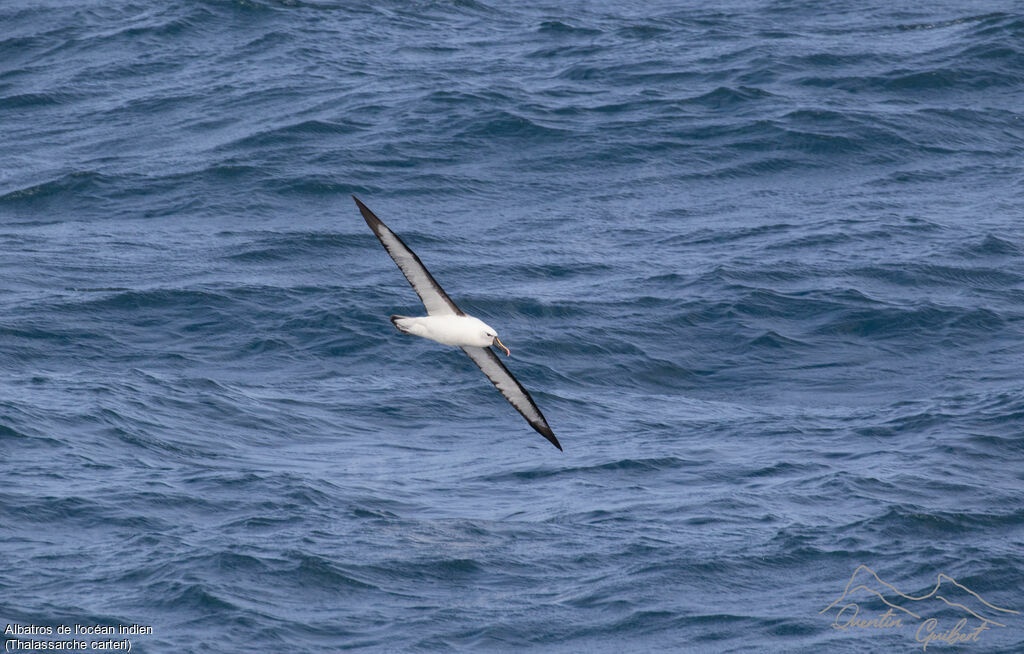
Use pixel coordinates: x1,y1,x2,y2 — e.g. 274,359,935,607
494,337,510,356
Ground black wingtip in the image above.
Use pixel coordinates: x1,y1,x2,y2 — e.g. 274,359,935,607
540,428,562,451
353,195,380,228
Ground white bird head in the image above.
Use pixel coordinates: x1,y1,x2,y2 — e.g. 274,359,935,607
471,317,510,356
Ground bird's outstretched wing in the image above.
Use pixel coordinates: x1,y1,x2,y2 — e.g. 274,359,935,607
461,346,561,450
353,196,464,317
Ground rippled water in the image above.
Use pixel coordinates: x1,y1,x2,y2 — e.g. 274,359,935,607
2,1,1023,652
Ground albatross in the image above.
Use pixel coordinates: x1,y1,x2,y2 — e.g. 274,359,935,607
354,196,561,451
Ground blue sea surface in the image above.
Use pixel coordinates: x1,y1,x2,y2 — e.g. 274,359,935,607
2,1,1023,652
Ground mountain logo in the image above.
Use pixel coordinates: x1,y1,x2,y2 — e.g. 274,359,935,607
820,564,1019,650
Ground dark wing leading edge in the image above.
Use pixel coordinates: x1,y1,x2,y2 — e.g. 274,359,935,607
353,196,464,317
461,346,562,451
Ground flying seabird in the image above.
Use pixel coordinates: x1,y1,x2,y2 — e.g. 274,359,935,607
354,196,561,451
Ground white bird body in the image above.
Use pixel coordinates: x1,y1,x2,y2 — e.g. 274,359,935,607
391,314,500,348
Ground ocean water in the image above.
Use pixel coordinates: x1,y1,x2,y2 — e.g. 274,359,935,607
2,0,1023,652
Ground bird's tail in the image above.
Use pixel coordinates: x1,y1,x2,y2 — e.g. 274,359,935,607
390,315,414,334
